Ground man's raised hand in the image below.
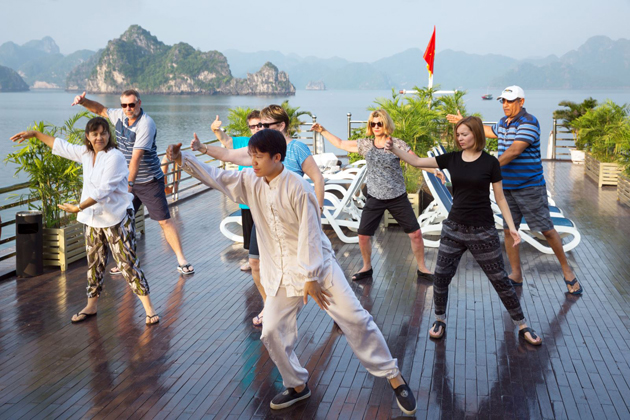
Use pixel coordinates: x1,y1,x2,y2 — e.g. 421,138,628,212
71,91,86,106
445,109,463,125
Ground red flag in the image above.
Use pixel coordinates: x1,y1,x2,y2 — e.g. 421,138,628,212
423,26,436,76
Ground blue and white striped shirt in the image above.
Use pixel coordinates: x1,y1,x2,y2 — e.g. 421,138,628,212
492,108,545,190
107,108,163,184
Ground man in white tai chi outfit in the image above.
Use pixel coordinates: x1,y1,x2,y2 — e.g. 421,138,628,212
166,129,416,415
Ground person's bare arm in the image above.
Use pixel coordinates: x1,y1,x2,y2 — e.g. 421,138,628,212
311,123,359,153
210,115,233,148
71,91,108,118
10,130,56,148
385,139,438,168
128,149,145,187
446,110,496,139
498,141,529,166
492,181,521,247
301,156,325,208
191,133,251,166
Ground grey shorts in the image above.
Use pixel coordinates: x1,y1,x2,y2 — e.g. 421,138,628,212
503,185,554,232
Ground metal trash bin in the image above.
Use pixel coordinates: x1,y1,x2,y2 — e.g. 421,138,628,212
16,210,43,277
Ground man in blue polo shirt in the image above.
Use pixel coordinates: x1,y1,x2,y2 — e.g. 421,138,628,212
72,89,194,275
446,86,582,295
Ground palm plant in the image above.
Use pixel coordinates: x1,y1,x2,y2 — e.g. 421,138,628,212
280,100,312,136
223,102,312,138
224,106,256,137
5,112,91,228
553,98,598,128
572,100,630,163
370,89,441,157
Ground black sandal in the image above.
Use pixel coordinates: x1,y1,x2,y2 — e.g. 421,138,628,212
351,268,373,281
564,277,583,295
429,321,446,339
177,263,195,275
71,312,97,323
146,314,160,325
519,327,542,346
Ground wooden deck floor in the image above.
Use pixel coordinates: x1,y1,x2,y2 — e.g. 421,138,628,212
0,161,629,420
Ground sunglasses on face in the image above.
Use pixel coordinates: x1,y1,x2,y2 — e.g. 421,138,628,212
249,123,263,130
260,121,282,129
501,99,518,104
370,121,384,128
121,102,137,109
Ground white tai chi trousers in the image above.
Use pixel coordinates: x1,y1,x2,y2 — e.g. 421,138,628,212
260,262,400,388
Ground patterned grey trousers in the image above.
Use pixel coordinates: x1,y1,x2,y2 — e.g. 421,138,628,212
434,219,526,326
84,210,150,298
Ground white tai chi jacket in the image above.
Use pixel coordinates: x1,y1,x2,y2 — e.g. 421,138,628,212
179,151,335,297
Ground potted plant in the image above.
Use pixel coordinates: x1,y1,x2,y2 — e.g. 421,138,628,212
617,127,630,206
572,101,628,188
553,98,597,164
5,112,145,271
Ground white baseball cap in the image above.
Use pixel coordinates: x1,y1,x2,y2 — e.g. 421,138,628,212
497,85,525,101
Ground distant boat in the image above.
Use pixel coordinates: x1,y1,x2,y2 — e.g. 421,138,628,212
482,93,493,100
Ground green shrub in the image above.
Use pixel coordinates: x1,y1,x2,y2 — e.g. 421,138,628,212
5,112,91,228
572,100,630,163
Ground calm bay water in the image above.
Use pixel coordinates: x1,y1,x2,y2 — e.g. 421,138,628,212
2,88,629,185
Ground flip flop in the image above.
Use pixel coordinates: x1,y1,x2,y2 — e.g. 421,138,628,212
429,321,446,339
519,327,542,346
252,314,263,326
109,266,123,275
146,314,160,325
564,277,583,295
71,312,97,323
177,263,195,275
510,278,523,286
352,268,373,281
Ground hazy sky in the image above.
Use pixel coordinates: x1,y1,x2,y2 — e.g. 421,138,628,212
1,0,629,61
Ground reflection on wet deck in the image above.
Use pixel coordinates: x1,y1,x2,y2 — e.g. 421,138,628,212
0,161,629,419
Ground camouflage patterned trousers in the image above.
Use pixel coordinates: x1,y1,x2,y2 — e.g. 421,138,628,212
84,209,150,298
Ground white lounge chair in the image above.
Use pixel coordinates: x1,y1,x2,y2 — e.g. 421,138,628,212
321,165,368,244
420,168,581,253
219,209,244,243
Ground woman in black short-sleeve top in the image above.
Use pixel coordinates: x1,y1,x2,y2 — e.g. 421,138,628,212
312,109,434,282
386,116,542,346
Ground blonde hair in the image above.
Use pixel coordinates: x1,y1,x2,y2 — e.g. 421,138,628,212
260,104,290,134
366,109,395,136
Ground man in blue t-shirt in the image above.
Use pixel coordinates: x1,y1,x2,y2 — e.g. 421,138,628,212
71,89,194,275
446,86,582,295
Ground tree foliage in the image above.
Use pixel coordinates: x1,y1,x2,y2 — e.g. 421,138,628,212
223,101,312,138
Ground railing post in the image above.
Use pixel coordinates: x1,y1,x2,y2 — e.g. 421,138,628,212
551,118,558,160
347,112,352,139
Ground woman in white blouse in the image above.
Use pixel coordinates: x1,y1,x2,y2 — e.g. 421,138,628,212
11,117,159,325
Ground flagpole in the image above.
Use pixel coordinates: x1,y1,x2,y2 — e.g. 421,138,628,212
428,73,433,89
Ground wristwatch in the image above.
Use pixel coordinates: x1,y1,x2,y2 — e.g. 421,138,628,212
77,203,83,212
128,181,135,187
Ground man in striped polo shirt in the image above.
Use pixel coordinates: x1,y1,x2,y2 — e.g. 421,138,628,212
447,86,582,295
72,89,194,275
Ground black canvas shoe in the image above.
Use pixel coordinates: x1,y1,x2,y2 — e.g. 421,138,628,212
391,377,417,415
417,270,435,282
269,384,311,410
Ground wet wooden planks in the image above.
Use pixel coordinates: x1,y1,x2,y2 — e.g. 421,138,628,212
0,162,629,419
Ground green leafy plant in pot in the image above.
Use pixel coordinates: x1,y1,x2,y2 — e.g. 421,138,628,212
4,112,92,228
